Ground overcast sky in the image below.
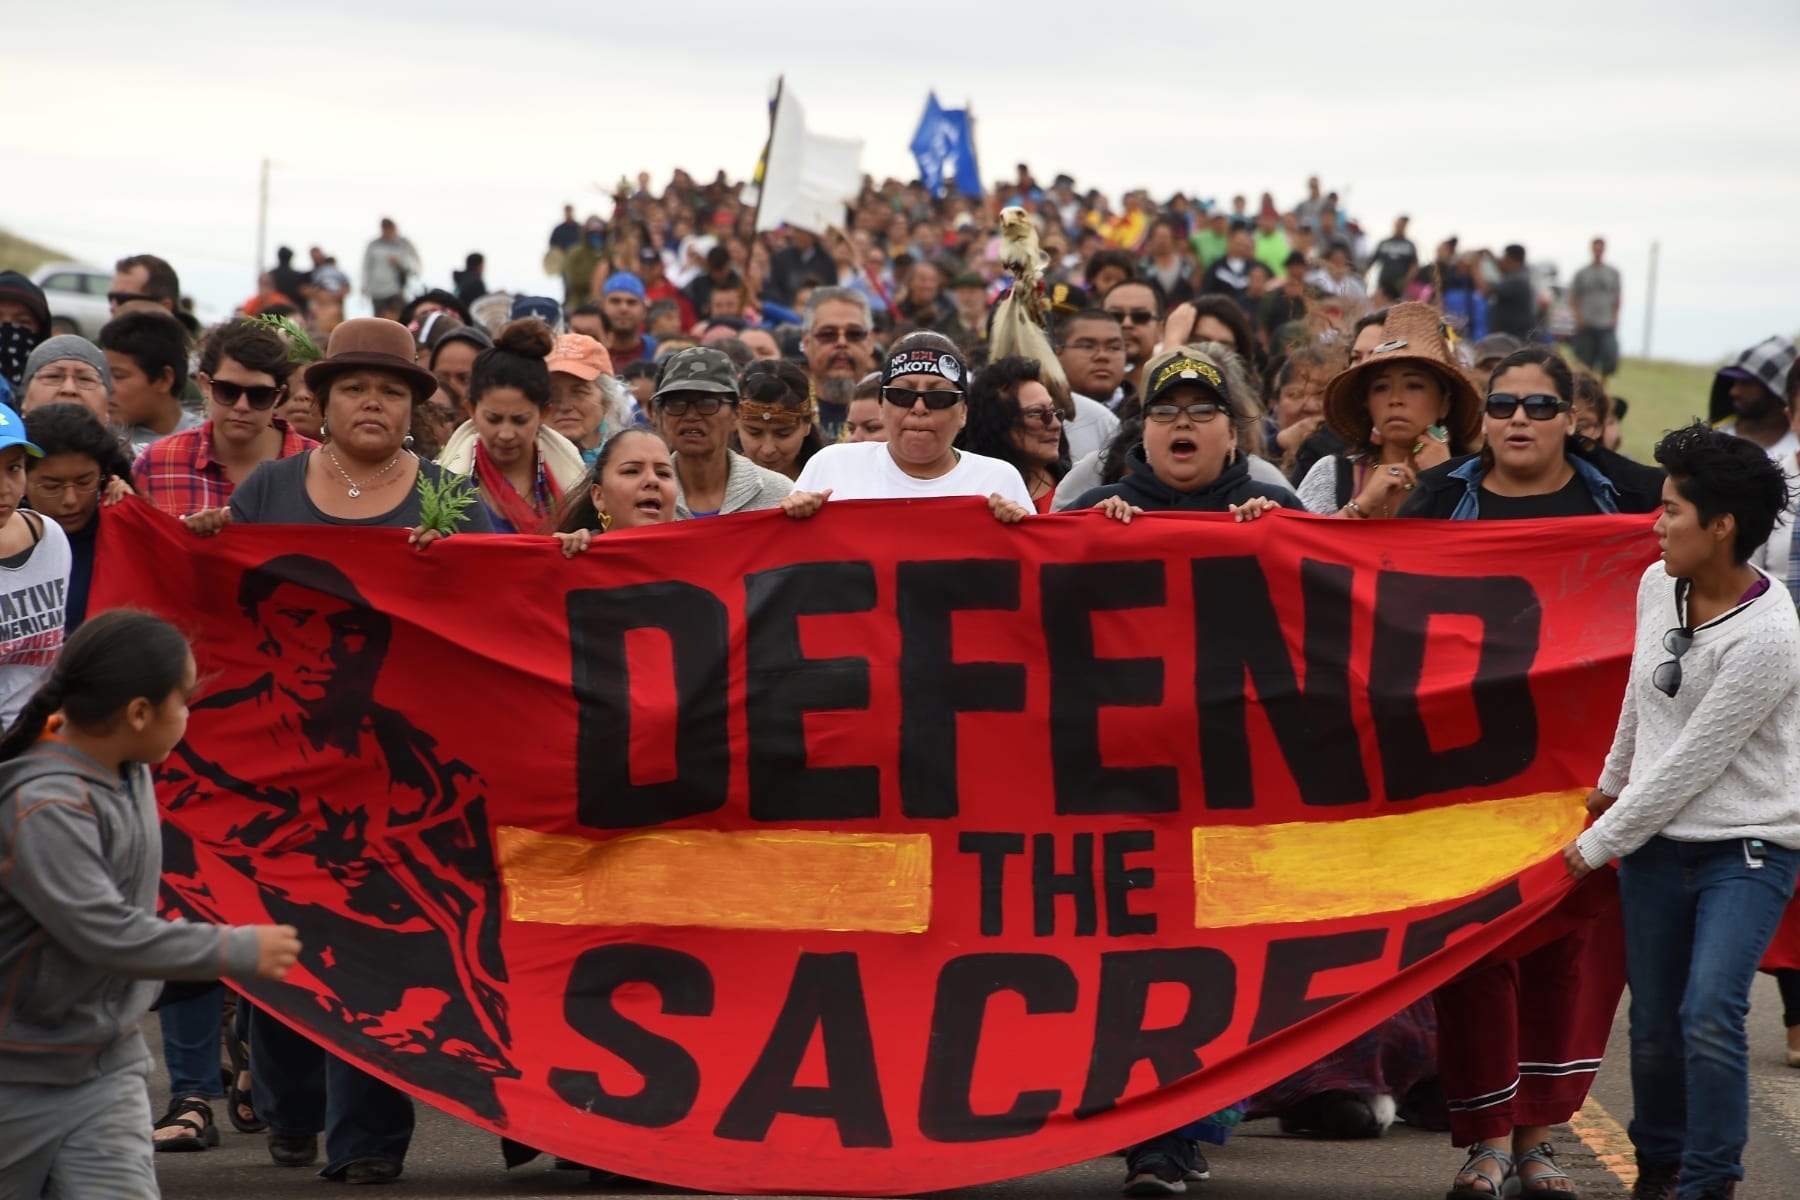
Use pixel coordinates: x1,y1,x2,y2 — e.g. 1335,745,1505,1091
4,0,1795,363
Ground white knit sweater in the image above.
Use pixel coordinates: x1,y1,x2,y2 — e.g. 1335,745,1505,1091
1578,563,1800,867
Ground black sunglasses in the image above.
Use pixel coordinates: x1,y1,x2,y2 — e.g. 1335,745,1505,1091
1486,393,1569,421
1146,401,1227,423
1653,626,1694,698
208,378,285,410
658,395,735,416
1107,308,1159,326
107,290,158,307
882,386,963,410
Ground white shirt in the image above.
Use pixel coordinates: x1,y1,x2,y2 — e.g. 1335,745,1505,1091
1579,563,1800,866
795,441,1034,508
0,515,71,728
1066,394,1121,463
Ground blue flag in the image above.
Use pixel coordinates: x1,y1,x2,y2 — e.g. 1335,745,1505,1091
910,92,982,198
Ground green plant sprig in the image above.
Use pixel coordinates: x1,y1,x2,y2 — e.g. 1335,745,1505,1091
415,472,478,536
247,313,324,364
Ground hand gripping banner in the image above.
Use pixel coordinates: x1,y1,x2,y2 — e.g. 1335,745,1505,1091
93,499,1657,1194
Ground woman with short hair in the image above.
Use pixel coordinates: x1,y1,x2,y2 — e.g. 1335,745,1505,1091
1566,423,1800,1200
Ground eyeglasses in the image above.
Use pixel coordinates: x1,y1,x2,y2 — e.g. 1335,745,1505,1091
881,386,963,410
28,475,101,499
31,369,106,392
1485,393,1570,421
1653,626,1694,698
107,290,158,307
658,395,734,416
1106,309,1158,326
206,377,285,410
1146,401,1227,423
1017,405,1062,428
1062,339,1126,356
810,326,870,345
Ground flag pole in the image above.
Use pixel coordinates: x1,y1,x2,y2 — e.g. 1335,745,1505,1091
965,98,993,222
749,75,784,236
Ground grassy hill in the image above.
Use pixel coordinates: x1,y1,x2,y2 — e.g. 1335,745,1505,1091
0,228,76,276
1606,356,1715,462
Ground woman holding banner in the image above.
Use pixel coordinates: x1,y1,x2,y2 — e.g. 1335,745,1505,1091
1563,422,1800,1200
786,332,1033,520
1396,346,1662,1200
551,427,681,555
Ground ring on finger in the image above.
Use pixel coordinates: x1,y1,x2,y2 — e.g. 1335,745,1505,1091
1387,466,1402,475
1403,482,1415,491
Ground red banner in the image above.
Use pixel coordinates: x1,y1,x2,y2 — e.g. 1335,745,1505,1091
94,499,1656,1195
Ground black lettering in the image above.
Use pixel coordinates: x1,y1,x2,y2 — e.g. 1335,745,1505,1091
1193,557,1366,808
569,582,730,829
715,952,892,1147
1370,572,1541,800
1102,830,1157,936
958,832,1025,936
744,562,879,821
1398,882,1524,968
1032,832,1097,936
1041,561,1177,814
548,945,712,1128
1076,947,1236,1118
896,560,1026,818
1248,930,1387,1043
918,953,1078,1142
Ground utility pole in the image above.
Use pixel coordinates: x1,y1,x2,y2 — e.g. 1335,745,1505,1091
1642,238,1659,359
255,158,270,282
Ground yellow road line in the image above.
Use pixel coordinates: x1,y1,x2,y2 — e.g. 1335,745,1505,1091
495,826,933,933
1570,1095,1635,1187
1192,790,1588,928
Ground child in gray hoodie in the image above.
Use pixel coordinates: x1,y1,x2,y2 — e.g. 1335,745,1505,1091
0,610,300,1197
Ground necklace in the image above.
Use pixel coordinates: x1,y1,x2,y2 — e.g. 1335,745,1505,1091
324,445,403,498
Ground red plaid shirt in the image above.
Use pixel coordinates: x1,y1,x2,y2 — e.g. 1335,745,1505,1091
133,420,317,516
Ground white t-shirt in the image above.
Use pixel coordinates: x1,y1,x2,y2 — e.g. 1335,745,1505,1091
795,441,1035,508
0,514,71,728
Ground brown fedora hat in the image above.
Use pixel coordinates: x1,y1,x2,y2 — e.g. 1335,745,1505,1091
303,317,439,405
1322,302,1483,450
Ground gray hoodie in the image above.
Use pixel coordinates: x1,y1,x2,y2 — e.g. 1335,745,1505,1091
0,739,260,1085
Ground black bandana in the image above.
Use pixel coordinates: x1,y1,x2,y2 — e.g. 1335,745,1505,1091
0,323,41,390
882,346,965,387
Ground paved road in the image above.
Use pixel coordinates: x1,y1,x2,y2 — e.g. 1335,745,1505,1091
151,977,1800,1199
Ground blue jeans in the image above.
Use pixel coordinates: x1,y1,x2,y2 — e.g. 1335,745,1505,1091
249,1006,414,1178
1618,836,1799,1199
157,987,224,1100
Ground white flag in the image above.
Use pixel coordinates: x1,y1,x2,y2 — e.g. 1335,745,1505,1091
754,89,863,235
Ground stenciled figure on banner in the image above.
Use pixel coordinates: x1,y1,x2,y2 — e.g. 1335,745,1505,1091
156,553,518,1123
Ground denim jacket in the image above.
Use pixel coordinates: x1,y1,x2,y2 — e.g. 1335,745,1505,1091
1445,453,1621,521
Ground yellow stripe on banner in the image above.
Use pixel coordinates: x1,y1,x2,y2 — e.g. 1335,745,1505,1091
496,827,932,933
1193,790,1588,928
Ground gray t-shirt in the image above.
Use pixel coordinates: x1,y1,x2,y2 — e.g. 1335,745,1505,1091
230,452,494,533
128,409,204,455
1571,262,1622,330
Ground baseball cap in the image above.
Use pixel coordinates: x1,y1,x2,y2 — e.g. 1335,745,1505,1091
0,403,44,458
603,273,647,301
1470,333,1523,365
637,245,661,266
510,296,564,329
652,346,739,402
1144,351,1231,409
546,334,613,382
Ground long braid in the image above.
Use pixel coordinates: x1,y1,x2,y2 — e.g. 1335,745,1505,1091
0,674,68,762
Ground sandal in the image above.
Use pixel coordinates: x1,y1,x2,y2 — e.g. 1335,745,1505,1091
1516,1142,1580,1198
1447,1142,1512,1200
224,1032,266,1133
153,1096,219,1152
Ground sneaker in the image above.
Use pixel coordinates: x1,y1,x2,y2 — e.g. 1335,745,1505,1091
1628,1160,1679,1200
1183,1146,1211,1183
1122,1153,1188,1196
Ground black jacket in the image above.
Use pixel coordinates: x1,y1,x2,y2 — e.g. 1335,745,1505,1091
1070,447,1296,513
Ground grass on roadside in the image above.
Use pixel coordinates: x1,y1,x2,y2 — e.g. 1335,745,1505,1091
1606,356,1716,462
0,228,74,277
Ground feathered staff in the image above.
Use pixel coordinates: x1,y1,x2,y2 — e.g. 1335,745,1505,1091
988,206,1071,409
